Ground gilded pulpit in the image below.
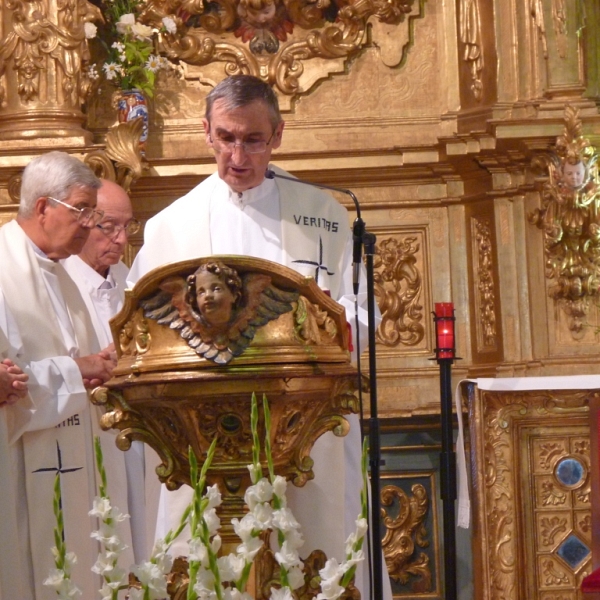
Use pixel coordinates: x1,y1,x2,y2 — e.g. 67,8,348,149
92,256,362,598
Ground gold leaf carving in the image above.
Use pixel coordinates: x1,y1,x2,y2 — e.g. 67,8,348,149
138,0,422,101
458,0,484,100
476,389,591,599
528,105,600,338
542,558,569,586
542,480,567,506
471,217,497,351
0,0,98,104
540,515,568,546
373,236,424,347
380,483,431,590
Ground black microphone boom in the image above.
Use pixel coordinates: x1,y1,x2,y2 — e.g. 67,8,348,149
264,166,384,600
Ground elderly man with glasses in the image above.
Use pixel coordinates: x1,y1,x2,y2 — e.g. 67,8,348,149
62,178,158,567
129,75,390,599
0,151,124,599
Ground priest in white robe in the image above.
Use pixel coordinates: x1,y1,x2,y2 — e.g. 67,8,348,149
63,178,160,564
0,151,124,600
129,75,391,599
0,321,34,600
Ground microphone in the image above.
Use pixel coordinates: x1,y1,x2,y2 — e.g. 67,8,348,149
265,168,365,295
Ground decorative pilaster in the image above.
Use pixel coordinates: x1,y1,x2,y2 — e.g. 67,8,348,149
0,0,100,145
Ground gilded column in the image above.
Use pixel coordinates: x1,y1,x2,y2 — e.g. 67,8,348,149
0,0,100,144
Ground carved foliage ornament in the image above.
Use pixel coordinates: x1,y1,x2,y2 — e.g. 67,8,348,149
0,0,101,105
373,236,425,348
528,106,600,337
137,0,421,97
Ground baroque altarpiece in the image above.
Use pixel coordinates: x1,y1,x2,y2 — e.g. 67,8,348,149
1,0,600,598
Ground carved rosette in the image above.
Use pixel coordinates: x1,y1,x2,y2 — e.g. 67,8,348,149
0,0,101,142
469,386,593,599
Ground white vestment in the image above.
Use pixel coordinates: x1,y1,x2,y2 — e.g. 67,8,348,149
62,255,160,563
0,220,129,599
130,167,390,599
0,315,36,600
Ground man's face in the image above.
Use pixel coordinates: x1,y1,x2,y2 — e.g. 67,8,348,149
43,186,98,260
78,181,134,276
203,99,284,193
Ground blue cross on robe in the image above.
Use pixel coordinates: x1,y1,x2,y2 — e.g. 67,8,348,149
292,235,335,286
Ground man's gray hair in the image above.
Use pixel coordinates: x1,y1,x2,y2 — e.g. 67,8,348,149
205,75,282,129
18,151,101,218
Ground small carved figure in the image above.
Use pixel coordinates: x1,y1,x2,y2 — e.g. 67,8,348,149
561,159,587,190
140,260,299,364
186,262,243,329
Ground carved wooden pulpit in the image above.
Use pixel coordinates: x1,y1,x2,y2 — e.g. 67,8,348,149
91,256,360,598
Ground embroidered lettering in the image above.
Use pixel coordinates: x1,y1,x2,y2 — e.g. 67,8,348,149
293,215,339,233
57,414,81,427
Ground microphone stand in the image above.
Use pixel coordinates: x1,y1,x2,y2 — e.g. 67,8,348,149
265,168,384,600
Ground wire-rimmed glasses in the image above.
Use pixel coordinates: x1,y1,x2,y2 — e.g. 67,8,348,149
47,196,105,227
96,219,141,240
208,129,277,154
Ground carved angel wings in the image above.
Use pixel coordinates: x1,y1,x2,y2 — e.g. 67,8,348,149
140,270,299,364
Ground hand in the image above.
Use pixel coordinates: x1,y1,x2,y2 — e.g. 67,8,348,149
74,350,117,389
0,358,29,406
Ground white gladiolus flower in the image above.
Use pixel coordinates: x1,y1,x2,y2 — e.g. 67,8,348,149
274,541,302,569
189,537,210,565
131,22,154,41
316,558,346,600
245,478,273,509
162,16,177,33
251,501,273,530
247,463,262,484
355,517,368,540
272,507,300,533
116,13,135,34
206,483,222,509
132,562,168,598
272,475,287,501
84,22,97,39
269,587,295,600
217,553,245,581
204,507,221,535
43,569,82,598
287,565,306,590
236,535,263,561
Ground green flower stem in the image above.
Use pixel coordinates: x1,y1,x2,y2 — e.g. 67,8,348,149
52,472,66,569
250,393,260,482
263,394,275,482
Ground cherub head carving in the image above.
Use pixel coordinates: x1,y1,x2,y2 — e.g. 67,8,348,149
561,159,587,190
186,262,243,329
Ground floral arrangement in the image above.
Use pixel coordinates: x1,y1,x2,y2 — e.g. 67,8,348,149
45,394,368,600
84,0,178,98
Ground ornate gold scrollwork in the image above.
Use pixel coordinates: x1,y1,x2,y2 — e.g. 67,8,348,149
372,236,424,347
528,105,600,338
138,0,421,99
472,217,497,351
380,483,432,590
84,118,150,192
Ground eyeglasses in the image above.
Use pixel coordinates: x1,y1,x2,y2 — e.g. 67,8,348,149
47,196,104,227
96,219,141,239
208,129,277,154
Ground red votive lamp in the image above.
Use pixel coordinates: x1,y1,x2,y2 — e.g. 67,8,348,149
434,302,455,359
